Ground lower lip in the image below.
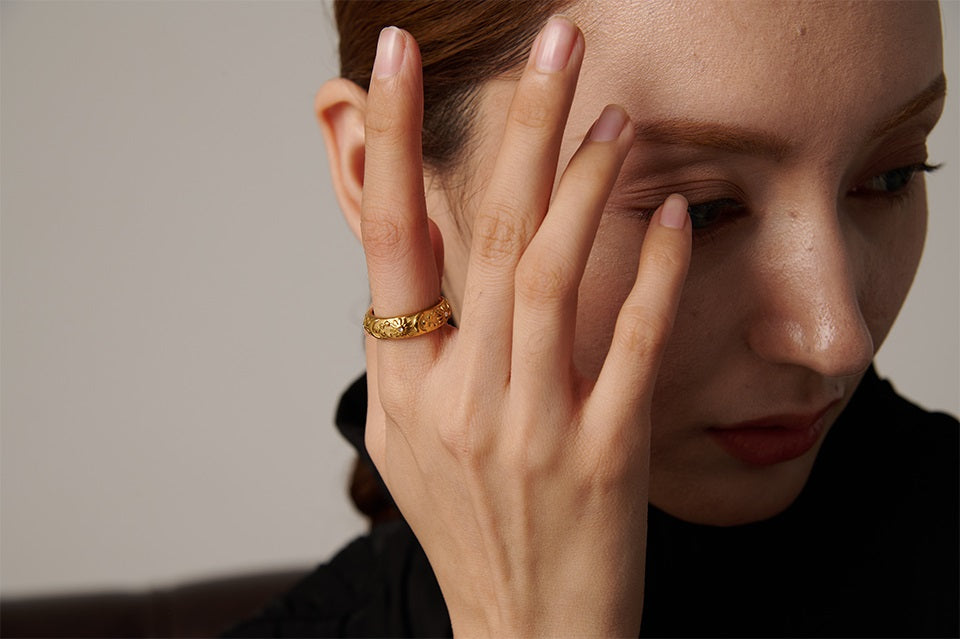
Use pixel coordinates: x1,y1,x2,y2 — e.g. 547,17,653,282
708,411,830,467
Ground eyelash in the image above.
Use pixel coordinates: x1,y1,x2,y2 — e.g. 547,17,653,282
678,162,941,236
848,162,940,199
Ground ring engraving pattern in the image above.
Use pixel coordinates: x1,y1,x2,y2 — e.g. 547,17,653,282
363,297,452,340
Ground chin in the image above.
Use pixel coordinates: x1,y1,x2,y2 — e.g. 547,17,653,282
649,438,825,527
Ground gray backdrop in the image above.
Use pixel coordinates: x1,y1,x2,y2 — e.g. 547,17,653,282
2,1,957,595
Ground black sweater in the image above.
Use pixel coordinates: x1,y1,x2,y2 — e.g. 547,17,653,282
225,367,959,637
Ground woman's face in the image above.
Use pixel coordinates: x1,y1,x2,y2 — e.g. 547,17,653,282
429,0,945,525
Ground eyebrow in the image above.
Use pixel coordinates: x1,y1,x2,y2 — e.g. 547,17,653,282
633,72,947,161
633,119,793,160
871,72,946,137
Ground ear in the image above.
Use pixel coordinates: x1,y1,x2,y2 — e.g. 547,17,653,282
315,78,368,240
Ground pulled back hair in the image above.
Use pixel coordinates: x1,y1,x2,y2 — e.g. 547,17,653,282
334,0,573,172
333,0,572,526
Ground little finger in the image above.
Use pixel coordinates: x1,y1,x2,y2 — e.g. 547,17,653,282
592,194,692,426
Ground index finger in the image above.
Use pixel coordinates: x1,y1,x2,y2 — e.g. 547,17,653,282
362,28,441,329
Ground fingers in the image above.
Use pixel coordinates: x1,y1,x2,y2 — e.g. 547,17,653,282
362,28,442,356
458,16,585,369
511,105,635,391
364,336,386,472
427,217,445,293
592,195,692,425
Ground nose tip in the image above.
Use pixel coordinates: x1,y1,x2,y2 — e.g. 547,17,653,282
747,221,875,379
771,304,874,378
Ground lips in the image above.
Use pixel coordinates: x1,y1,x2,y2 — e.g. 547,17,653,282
707,403,837,466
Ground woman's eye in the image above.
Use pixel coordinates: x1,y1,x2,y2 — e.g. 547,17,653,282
687,198,747,230
853,162,939,195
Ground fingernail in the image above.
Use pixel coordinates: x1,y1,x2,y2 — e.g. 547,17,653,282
536,16,578,72
373,27,404,78
660,194,688,229
589,105,628,142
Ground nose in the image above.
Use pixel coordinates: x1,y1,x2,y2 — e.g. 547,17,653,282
745,207,874,379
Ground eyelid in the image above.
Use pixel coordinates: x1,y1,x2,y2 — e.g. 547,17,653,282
614,179,747,214
849,162,941,196
849,137,929,186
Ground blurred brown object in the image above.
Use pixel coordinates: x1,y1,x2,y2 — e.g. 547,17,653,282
0,567,310,638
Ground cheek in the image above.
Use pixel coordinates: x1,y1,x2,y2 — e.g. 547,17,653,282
571,218,735,391
854,196,928,351
651,260,731,396
574,215,737,382
572,220,643,379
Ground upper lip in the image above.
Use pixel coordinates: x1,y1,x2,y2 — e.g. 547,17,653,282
710,401,839,431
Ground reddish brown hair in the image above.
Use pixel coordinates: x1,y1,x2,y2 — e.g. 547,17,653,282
334,0,573,172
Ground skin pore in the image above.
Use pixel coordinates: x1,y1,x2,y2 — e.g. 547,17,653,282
423,1,945,525
314,1,947,632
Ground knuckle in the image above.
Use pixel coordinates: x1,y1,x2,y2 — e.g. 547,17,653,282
361,214,413,261
644,245,685,277
376,372,416,420
472,209,529,263
562,159,616,194
377,391,407,423
516,322,552,359
503,434,555,480
436,392,491,466
364,106,404,142
614,305,669,356
437,417,484,466
515,251,576,307
437,421,472,460
508,89,555,133
559,164,594,190
501,402,571,478
502,440,534,478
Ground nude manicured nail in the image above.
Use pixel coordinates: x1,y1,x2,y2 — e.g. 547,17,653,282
536,17,578,72
589,106,627,142
373,27,404,78
660,194,688,229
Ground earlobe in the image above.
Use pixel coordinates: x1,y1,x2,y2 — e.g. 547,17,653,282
315,78,368,240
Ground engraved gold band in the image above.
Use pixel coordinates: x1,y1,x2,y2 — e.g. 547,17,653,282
363,296,452,340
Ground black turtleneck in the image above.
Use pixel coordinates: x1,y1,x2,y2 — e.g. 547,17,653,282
225,367,958,637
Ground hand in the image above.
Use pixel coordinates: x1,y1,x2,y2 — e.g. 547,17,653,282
360,17,691,637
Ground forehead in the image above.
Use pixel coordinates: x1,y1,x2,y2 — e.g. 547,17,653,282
565,0,942,149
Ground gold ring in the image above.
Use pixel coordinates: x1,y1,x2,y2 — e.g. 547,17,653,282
363,296,452,340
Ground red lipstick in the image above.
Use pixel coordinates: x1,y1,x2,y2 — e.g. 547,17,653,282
708,403,836,466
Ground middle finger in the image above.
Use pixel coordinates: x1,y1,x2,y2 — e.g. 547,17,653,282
458,16,584,371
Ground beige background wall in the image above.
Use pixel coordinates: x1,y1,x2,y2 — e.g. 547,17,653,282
2,1,957,596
